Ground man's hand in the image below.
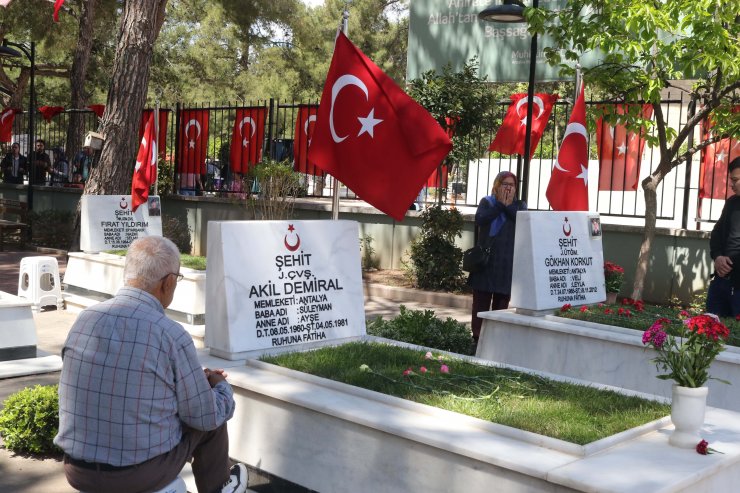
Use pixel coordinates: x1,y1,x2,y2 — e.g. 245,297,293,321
715,255,733,278
204,368,227,388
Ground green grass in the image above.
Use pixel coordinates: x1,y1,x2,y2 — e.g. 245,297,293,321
105,251,206,270
556,300,740,347
261,342,670,445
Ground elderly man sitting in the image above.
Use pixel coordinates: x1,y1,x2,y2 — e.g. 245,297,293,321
55,236,247,493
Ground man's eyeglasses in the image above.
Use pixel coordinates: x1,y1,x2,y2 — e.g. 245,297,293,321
162,272,184,283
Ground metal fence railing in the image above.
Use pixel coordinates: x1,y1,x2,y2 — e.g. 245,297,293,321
5,94,730,232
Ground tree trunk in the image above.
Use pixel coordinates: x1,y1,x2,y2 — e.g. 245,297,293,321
66,0,97,160
72,0,168,250
632,175,659,300
84,0,168,196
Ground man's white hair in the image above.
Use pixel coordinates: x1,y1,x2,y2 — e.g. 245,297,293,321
124,236,180,292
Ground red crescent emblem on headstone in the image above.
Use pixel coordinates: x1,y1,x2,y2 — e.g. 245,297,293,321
562,217,571,236
284,234,300,252
120,198,128,209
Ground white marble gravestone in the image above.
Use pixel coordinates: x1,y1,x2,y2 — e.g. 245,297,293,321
206,220,366,360
80,195,163,252
510,211,605,313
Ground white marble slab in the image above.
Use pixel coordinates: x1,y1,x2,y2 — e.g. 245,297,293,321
0,290,37,350
216,347,740,493
0,354,62,378
477,310,740,411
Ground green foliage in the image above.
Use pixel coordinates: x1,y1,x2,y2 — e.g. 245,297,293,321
366,305,473,355
247,159,302,220
157,158,176,196
28,210,74,250
0,385,61,455
408,205,464,291
408,59,495,171
162,215,192,254
360,234,380,271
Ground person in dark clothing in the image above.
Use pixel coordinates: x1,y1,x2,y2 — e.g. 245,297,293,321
31,138,51,185
1,142,27,184
707,157,740,317
467,171,527,343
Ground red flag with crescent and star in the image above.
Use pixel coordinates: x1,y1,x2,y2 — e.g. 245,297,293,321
38,106,65,122
699,115,740,200
177,109,209,175
0,108,18,142
139,109,169,159
488,93,558,158
546,83,589,211
131,113,157,212
308,32,452,221
230,107,266,174
293,105,320,175
596,104,653,191
53,0,65,21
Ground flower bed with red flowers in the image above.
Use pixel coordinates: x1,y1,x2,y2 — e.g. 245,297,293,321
557,299,740,348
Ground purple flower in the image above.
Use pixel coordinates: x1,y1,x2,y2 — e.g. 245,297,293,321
652,330,667,348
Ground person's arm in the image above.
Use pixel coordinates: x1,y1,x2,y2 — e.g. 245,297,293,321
171,337,235,431
710,199,734,276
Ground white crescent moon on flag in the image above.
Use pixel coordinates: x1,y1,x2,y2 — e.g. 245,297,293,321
304,115,317,135
553,122,588,173
0,109,11,124
184,119,201,139
134,136,147,171
515,96,544,120
238,117,256,138
330,74,368,143
151,140,157,166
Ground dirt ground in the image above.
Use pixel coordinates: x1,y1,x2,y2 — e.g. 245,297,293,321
362,269,415,288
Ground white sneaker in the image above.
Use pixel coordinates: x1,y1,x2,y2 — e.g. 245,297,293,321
221,463,248,493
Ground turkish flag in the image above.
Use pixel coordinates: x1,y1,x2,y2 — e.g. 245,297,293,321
308,32,452,221
38,106,65,122
546,83,589,211
488,93,558,158
131,113,157,212
293,105,320,175
0,108,18,142
53,0,65,21
425,164,448,188
596,104,653,191
177,109,209,175
699,116,740,199
139,109,168,159
87,104,105,118
230,107,267,174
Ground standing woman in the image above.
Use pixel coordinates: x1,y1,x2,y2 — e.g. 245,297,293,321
467,171,527,344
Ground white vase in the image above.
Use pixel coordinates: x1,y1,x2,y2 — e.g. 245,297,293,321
669,385,708,448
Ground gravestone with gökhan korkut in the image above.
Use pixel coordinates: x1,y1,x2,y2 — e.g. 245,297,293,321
510,211,606,314
205,220,366,360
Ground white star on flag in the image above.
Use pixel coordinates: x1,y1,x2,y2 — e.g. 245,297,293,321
717,150,727,162
189,140,195,149
617,142,627,155
577,164,588,186
357,109,383,138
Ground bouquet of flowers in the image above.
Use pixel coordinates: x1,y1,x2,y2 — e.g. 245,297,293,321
604,261,624,293
642,314,730,388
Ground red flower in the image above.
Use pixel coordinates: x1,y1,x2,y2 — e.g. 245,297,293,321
561,304,572,312
736,314,740,321
579,306,589,313
618,307,625,315
604,308,613,314
696,440,709,455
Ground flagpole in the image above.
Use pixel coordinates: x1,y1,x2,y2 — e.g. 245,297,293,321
153,100,160,196
331,3,351,220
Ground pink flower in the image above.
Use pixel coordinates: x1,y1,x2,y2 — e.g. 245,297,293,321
440,364,450,374
696,440,709,455
679,310,690,319
419,366,428,374
425,351,433,360
403,368,412,376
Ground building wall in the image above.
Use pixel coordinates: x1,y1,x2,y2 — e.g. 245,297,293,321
0,184,713,305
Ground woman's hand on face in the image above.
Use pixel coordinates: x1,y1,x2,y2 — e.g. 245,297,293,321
501,187,514,206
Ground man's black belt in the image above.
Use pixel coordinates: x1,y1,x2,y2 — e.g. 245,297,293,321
65,455,136,471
